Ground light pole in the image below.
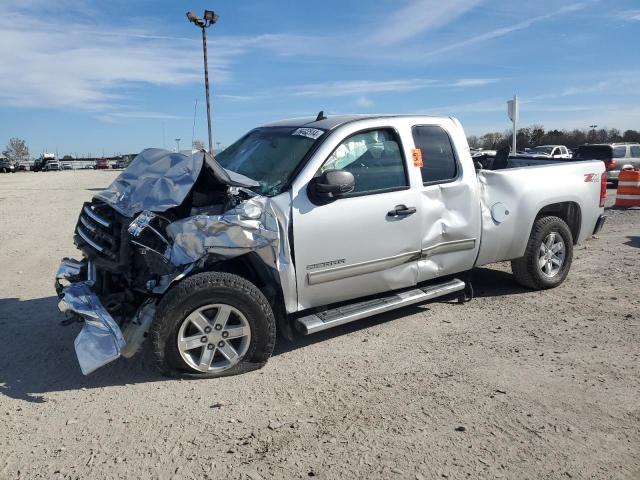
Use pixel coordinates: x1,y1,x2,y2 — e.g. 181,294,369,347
186,9,219,156
589,125,597,143
175,138,181,152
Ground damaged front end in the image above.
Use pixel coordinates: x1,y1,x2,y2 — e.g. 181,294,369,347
56,148,293,375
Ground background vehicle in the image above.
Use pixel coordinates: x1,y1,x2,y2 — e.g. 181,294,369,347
62,162,73,170
573,143,640,183
95,159,110,169
44,160,61,171
32,153,56,172
56,115,606,378
526,145,572,158
0,158,15,173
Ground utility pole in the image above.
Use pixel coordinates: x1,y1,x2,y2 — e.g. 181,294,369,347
186,9,219,156
507,95,519,154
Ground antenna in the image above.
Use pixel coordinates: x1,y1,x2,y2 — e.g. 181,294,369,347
315,110,327,122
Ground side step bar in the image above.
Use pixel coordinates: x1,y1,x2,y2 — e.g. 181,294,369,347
296,278,465,335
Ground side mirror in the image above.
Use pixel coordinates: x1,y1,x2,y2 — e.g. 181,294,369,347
308,169,355,202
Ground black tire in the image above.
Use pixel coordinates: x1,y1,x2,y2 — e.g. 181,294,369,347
151,271,276,379
511,216,573,290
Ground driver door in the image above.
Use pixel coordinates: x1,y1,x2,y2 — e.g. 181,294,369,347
291,127,421,310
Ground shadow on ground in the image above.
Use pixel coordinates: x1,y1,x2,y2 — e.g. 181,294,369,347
0,267,526,402
625,236,640,249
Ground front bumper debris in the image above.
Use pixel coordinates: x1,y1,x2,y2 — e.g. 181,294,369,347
56,259,126,375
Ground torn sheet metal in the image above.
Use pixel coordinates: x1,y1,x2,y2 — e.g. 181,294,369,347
95,149,258,217
55,258,85,287
166,196,279,265
165,193,299,313
58,281,126,375
266,193,298,313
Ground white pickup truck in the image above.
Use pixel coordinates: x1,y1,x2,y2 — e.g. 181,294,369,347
56,114,607,378
526,145,572,159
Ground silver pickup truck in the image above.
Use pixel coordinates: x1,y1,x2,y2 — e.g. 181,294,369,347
56,115,607,378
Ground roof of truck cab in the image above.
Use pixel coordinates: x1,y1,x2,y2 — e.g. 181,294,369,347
260,114,452,130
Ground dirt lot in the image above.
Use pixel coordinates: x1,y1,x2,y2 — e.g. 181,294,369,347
0,170,638,479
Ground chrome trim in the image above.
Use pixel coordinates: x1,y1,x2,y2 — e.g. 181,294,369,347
83,205,110,228
55,258,84,281
307,250,420,286
87,259,97,284
77,226,104,252
79,215,97,233
421,238,476,258
298,278,465,334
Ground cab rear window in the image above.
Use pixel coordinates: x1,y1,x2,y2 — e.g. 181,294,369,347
573,146,611,160
412,126,457,184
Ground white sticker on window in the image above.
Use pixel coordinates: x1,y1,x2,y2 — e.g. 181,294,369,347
292,128,324,140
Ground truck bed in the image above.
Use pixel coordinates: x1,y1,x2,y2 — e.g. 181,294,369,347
475,161,605,266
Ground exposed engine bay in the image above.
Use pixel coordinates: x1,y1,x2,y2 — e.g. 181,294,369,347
56,148,292,374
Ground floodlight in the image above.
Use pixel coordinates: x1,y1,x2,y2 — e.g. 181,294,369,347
186,11,205,27
203,10,219,24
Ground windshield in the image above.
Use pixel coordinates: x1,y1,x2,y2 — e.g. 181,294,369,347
531,146,554,155
216,127,324,196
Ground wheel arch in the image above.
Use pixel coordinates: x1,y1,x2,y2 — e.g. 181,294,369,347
535,201,581,244
179,252,293,340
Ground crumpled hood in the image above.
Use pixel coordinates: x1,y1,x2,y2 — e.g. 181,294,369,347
95,148,258,217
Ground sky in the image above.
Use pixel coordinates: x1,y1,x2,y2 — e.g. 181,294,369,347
0,0,639,157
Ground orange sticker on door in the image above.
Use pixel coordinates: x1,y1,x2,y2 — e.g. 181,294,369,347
412,148,423,167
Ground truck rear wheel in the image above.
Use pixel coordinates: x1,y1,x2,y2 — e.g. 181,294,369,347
152,272,276,378
511,216,573,290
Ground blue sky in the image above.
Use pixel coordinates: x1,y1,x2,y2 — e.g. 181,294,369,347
1,0,639,156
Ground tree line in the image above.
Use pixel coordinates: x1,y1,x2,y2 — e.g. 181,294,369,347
2,138,29,163
467,126,640,151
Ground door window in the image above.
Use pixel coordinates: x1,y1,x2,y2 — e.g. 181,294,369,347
630,146,640,157
412,126,458,184
320,129,408,194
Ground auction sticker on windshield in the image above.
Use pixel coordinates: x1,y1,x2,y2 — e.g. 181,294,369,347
292,128,324,140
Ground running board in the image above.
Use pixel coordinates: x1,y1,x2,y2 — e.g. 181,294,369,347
296,278,465,335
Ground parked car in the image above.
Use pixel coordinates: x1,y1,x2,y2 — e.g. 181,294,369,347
95,159,110,169
56,114,606,377
113,159,128,169
0,159,15,173
44,161,61,171
526,145,572,159
61,162,73,170
16,163,30,171
573,143,640,184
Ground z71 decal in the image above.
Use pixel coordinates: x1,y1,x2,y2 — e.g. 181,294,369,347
584,173,600,183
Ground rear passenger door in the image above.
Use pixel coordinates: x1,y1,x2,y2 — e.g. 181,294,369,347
411,124,481,282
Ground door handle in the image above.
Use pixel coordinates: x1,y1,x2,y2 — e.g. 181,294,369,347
387,205,416,217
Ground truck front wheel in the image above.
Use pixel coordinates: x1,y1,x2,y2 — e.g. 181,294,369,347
151,272,276,378
511,216,573,290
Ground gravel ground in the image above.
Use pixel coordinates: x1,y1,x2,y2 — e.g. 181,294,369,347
0,170,638,480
